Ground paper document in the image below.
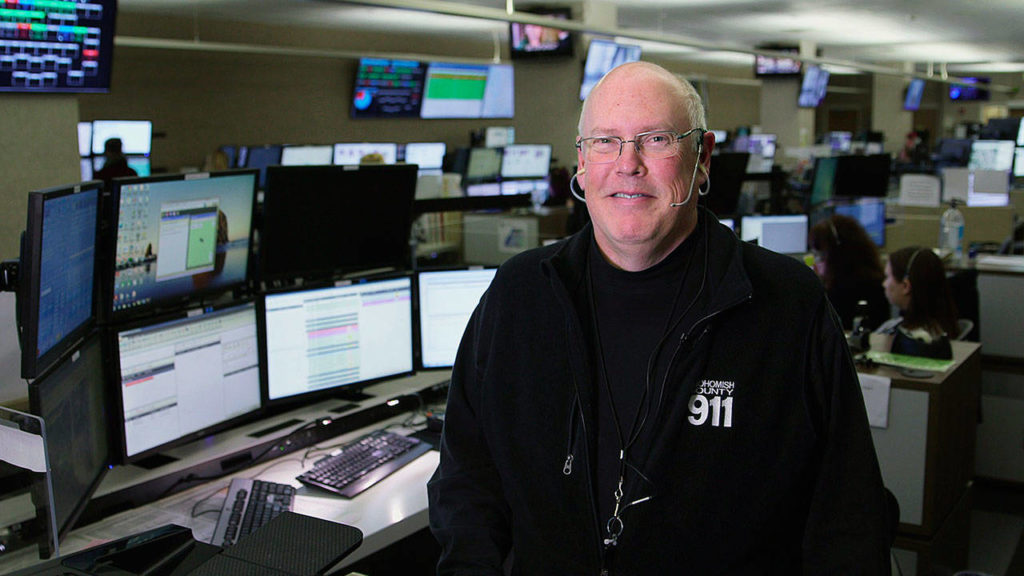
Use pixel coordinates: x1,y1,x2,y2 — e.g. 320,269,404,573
856,373,891,428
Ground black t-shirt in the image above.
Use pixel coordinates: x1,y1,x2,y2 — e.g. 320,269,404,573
582,219,706,536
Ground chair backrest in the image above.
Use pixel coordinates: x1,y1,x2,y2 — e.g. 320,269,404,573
956,318,974,341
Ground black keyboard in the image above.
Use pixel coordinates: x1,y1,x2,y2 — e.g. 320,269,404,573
211,477,295,547
297,429,431,498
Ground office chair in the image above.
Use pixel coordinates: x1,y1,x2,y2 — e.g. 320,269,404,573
955,319,974,341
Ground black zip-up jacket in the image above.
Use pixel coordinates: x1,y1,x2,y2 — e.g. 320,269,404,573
428,211,891,575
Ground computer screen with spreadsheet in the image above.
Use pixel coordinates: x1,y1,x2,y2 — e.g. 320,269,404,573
107,170,256,322
262,276,414,405
740,214,809,255
416,268,496,369
114,302,262,462
19,181,101,379
0,0,117,93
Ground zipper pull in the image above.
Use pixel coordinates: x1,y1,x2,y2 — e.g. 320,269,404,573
562,454,574,475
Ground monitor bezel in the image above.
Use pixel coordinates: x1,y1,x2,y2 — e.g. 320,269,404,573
19,181,103,379
109,300,265,465
103,169,259,324
258,272,416,410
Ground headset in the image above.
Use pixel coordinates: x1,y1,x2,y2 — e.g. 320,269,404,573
570,130,711,207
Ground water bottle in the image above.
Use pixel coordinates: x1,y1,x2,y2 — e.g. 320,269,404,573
939,199,965,265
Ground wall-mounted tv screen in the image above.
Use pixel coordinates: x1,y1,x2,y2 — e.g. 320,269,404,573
904,78,925,111
754,48,801,76
797,65,830,108
509,8,573,59
420,62,514,119
579,38,642,100
0,0,117,93
351,58,427,119
949,77,990,101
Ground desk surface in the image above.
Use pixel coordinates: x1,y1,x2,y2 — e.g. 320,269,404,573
0,372,449,575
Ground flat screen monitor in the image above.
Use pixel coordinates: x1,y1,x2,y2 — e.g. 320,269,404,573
91,120,152,156
107,170,257,321
828,131,853,153
809,156,838,206
740,214,809,255
19,182,101,379
26,331,111,558
968,140,1015,172
579,38,642,100
78,123,92,157
704,152,749,217
0,0,117,93
261,164,418,281
80,158,93,181
1015,148,1024,178
797,66,830,108
754,48,801,76
501,144,551,179
280,145,333,166
743,134,777,174
242,145,283,189
904,78,926,111
1018,121,1024,147
96,155,151,178
834,198,886,247
402,142,446,172
113,302,262,462
833,154,891,198
464,147,503,182
262,276,414,405
416,267,496,369
485,126,516,148
351,58,426,119
420,62,514,119
935,138,973,166
509,8,573,59
333,142,398,166
949,77,989,101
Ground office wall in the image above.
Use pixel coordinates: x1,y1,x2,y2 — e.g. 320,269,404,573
0,95,80,259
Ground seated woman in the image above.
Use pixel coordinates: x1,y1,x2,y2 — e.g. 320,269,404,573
809,214,890,331
878,246,959,359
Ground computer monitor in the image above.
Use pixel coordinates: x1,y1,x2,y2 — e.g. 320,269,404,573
743,134,777,174
809,156,838,206
904,78,925,111
464,147,503,182
797,65,829,108
260,164,418,281
242,145,283,189
740,214,809,254
261,276,414,405
19,182,102,379
113,302,262,462
827,131,853,153
1015,148,1024,178
710,130,728,146
934,138,973,167
703,152,749,217
500,144,552,179
402,142,447,171
833,154,891,198
280,145,334,166
834,198,886,247
26,331,111,558
579,38,642,100
91,120,152,156
416,267,496,370
1018,121,1024,147
107,170,257,321
968,140,1015,172
97,155,152,178
78,123,93,157
420,62,514,119
333,142,399,166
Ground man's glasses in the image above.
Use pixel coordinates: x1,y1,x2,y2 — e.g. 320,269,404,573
576,128,705,165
